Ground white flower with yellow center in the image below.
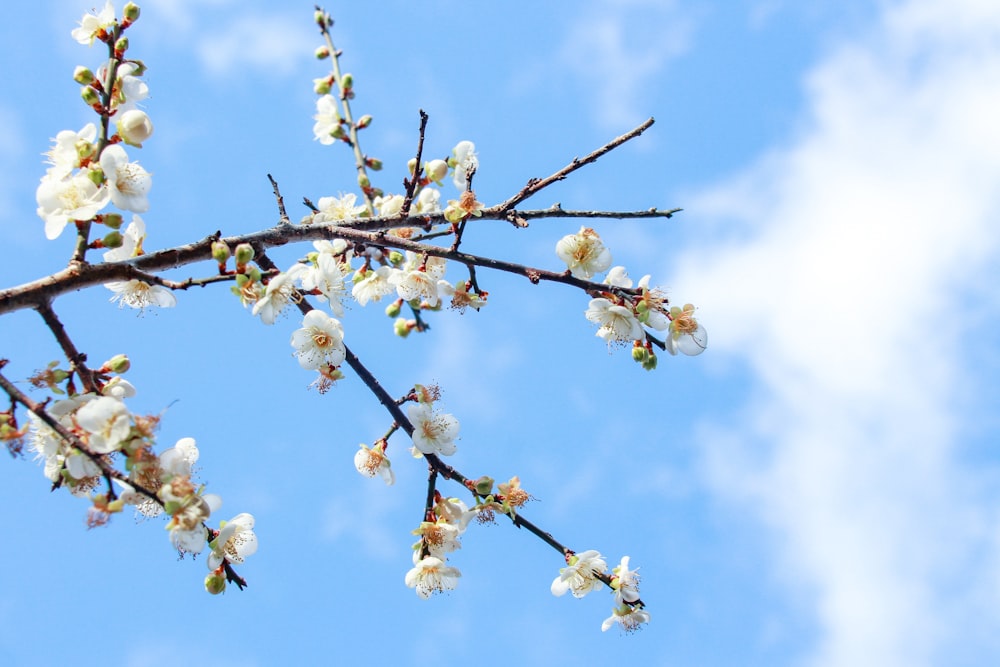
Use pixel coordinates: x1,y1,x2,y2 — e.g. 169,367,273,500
405,556,461,598
408,403,459,457
555,226,612,279
208,513,258,569
551,549,607,598
36,171,111,240
290,309,346,370
585,298,643,344
99,144,151,213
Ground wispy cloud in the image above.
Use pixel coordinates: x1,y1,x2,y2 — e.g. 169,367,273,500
552,0,693,130
670,0,1000,664
194,14,315,79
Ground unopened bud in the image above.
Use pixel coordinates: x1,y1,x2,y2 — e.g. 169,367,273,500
211,241,231,264
387,250,404,266
407,157,417,175
314,45,330,59
357,173,370,189
73,66,95,85
364,156,382,171
642,353,658,371
631,343,648,364
341,73,353,90
87,167,105,187
474,476,495,496
204,572,227,595
425,159,448,183
102,231,122,248
313,77,332,95
123,2,141,22
102,212,123,229
104,354,131,373
385,299,402,318
234,243,255,266
114,36,129,55
393,318,413,338
356,114,372,129
81,86,100,106
116,109,153,147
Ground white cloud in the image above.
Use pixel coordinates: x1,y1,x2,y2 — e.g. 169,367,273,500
554,0,693,130
670,0,1000,664
195,14,315,79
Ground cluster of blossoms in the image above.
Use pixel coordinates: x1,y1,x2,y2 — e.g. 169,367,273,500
552,551,649,633
36,1,168,312
24,356,256,592
556,227,708,367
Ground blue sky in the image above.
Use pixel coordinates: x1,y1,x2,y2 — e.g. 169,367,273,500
1,1,999,666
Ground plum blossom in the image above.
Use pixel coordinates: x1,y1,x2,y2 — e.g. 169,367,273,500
351,265,396,306
373,193,404,217
312,94,341,145
116,109,154,147
309,193,365,224
450,140,478,190
408,403,459,457
106,62,149,113
666,303,708,356
207,513,258,569
414,186,441,214
290,309,346,370
551,549,607,598
556,226,612,279
106,279,177,309
610,556,641,605
585,298,643,344
253,264,305,324
74,395,131,454
36,171,111,240
405,556,461,598
299,247,347,316
601,604,651,633
100,144,151,213
159,437,200,479
354,441,394,485
44,123,97,178
71,0,116,45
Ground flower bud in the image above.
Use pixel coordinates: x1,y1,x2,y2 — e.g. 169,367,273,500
425,159,448,183
247,267,262,283
81,86,100,107
104,354,131,373
87,167,105,187
357,173,370,189
385,299,402,318
387,250,404,266
102,212,123,229
631,344,648,364
116,109,154,147
204,572,227,595
407,157,417,175
341,73,353,90
356,114,372,129
211,241,231,264
364,156,382,171
474,476,495,496
234,243,255,266
642,353,658,371
114,36,129,55
123,2,141,22
73,66,95,85
102,230,123,248
314,45,330,59
313,77,332,95
393,318,413,338
76,138,96,162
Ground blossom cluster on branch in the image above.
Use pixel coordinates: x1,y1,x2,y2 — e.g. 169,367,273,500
0,1,709,632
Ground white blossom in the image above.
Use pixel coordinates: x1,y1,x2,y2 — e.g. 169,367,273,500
405,556,461,598
100,144,151,213
408,403,459,457
208,513,258,569
36,171,110,240
290,309,346,370
556,226,612,279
